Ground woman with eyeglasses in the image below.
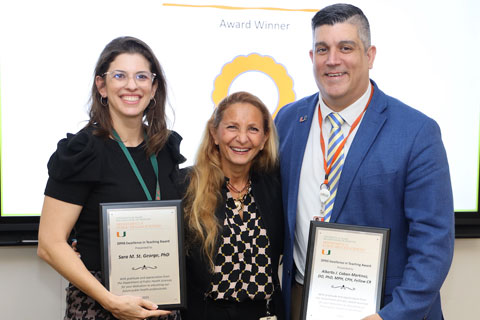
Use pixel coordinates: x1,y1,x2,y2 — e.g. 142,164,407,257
37,37,183,320
180,92,285,320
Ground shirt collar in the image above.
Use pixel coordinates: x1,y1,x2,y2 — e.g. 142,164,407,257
318,83,372,127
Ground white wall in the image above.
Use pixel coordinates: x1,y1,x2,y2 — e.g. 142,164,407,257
0,239,478,319
0,246,67,319
441,238,480,318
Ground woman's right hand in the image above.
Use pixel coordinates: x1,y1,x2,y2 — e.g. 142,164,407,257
103,293,172,320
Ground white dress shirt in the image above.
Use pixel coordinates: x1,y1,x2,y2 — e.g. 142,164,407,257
294,84,372,284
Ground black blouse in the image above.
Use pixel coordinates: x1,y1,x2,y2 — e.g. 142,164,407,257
44,126,185,271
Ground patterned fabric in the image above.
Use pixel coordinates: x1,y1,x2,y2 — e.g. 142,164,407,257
324,112,346,222
208,188,274,302
64,271,180,320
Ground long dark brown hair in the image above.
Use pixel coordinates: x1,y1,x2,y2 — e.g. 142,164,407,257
88,36,169,155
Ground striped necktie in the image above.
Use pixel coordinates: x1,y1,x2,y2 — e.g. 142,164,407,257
323,112,346,222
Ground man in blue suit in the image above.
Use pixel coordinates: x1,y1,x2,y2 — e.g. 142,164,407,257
275,4,454,320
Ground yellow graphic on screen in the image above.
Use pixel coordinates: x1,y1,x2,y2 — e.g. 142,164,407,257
212,53,295,118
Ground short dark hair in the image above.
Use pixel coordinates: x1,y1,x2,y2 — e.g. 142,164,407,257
311,3,371,50
88,36,169,155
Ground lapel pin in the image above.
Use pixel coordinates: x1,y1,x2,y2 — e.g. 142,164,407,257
299,115,308,122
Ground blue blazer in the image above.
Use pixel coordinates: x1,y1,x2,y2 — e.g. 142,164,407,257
275,81,454,320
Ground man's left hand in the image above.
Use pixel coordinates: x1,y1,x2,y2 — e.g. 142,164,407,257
362,314,382,320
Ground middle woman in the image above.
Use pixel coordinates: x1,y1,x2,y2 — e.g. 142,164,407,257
181,91,284,320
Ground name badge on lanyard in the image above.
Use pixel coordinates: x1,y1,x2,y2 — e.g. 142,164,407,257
313,183,330,221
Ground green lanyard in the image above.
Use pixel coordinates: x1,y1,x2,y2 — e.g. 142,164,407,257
112,129,161,201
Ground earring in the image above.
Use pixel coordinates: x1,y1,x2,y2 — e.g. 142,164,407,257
151,97,156,107
100,96,108,107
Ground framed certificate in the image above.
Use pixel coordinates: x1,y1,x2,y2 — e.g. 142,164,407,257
99,200,186,309
300,222,389,320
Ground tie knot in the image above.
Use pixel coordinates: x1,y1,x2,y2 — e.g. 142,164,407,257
327,113,345,129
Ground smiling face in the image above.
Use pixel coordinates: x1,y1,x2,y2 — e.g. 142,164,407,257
310,22,376,111
211,102,268,177
96,53,157,123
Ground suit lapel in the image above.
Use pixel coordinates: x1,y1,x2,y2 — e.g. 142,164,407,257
330,83,387,222
286,94,318,230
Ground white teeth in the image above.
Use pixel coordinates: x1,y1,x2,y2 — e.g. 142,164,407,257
327,73,344,77
232,147,249,152
123,96,140,101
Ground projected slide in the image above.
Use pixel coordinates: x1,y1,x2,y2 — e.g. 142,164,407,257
0,0,479,217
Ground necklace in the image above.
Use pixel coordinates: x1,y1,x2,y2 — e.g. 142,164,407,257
227,179,251,212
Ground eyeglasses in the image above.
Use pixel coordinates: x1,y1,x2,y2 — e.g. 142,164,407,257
102,70,156,87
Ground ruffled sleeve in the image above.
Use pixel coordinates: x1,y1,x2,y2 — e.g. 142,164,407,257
47,126,103,182
165,130,187,166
